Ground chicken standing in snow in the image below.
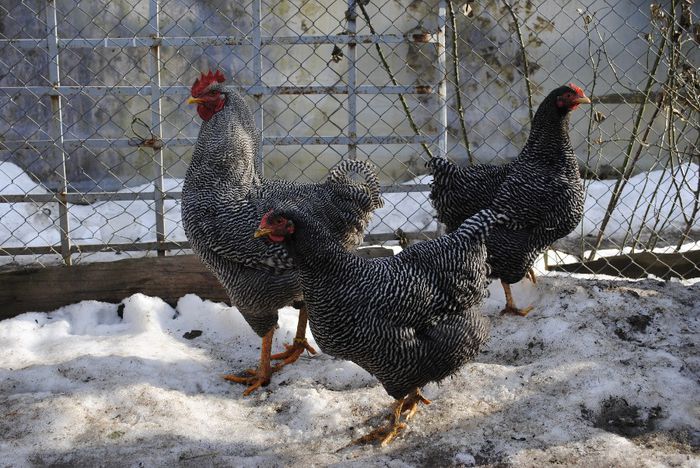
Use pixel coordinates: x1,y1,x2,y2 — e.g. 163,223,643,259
181,70,382,395
427,84,590,316
255,207,507,446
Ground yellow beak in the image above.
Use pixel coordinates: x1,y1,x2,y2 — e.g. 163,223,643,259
254,228,273,238
187,97,205,105
573,96,592,105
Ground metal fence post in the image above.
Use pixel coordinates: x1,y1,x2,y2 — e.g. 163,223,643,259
45,0,72,265
436,0,448,158
252,0,264,174
433,0,448,238
149,0,166,256
346,0,358,161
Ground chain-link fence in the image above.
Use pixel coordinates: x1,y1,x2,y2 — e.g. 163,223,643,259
0,0,698,278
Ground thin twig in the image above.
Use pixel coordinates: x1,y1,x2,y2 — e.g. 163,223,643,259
646,159,678,250
581,10,601,258
674,153,694,225
593,22,638,94
502,0,533,121
630,143,666,252
619,92,665,249
356,2,435,160
630,96,685,252
587,15,669,260
647,0,686,250
447,0,473,164
652,120,690,247
676,158,700,250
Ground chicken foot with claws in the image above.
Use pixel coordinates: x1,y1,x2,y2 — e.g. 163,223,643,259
499,280,534,317
525,268,537,284
270,303,317,367
223,329,275,396
348,388,430,447
400,388,431,421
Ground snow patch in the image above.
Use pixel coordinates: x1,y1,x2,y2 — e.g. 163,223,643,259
0,276,697,465
454,452,476,466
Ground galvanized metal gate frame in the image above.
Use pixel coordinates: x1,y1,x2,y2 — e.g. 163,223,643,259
0,0,448,265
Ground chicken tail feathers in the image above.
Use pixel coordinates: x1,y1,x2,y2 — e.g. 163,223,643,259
425,157,463,230
327,159,384,210
456,209,509,243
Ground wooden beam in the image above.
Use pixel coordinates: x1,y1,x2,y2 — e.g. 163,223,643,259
591,90,691,105
547,249,700,280
0,255,229,320
0,247,395,320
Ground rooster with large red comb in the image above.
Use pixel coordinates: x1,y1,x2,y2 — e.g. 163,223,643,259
427,84,590,316
181,70,382,395
187,70,226,120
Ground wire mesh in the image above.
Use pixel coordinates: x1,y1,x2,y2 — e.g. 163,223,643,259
0,0,698,279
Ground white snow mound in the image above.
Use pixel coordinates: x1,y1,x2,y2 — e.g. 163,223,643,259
1,276,698,466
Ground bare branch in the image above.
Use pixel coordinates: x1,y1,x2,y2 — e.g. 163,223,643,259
502,0,533,121
356,2,435,160
447,0,473,164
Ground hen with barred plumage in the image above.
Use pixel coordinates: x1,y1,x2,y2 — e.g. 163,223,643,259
182,70,382,394
256,207,506,446
428,84,590,315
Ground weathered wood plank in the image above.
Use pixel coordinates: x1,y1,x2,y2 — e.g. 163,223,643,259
548,249,700,280
0,255,230,320
0,247,396,320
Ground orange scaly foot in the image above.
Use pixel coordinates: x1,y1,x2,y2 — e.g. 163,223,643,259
343,388,428,449
401,388,431,421
270,338,317,368
349,399,407,447
223,368,271,396
526,268,537,284
500,305,534,317
500,281,534,317
223,329,274,396
271,304,317,368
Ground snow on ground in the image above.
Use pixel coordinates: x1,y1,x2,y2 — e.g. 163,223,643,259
1,275,698,466
2,161,698,266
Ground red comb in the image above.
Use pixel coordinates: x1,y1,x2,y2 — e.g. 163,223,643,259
260,209,274,226
191,70,226,97
568,82,585,97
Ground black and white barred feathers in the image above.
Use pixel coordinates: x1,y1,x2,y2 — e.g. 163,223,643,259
182,76,382,337
427,85,586,284
261,207,507,399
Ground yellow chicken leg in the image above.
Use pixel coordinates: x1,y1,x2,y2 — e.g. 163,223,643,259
499,281,534,317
